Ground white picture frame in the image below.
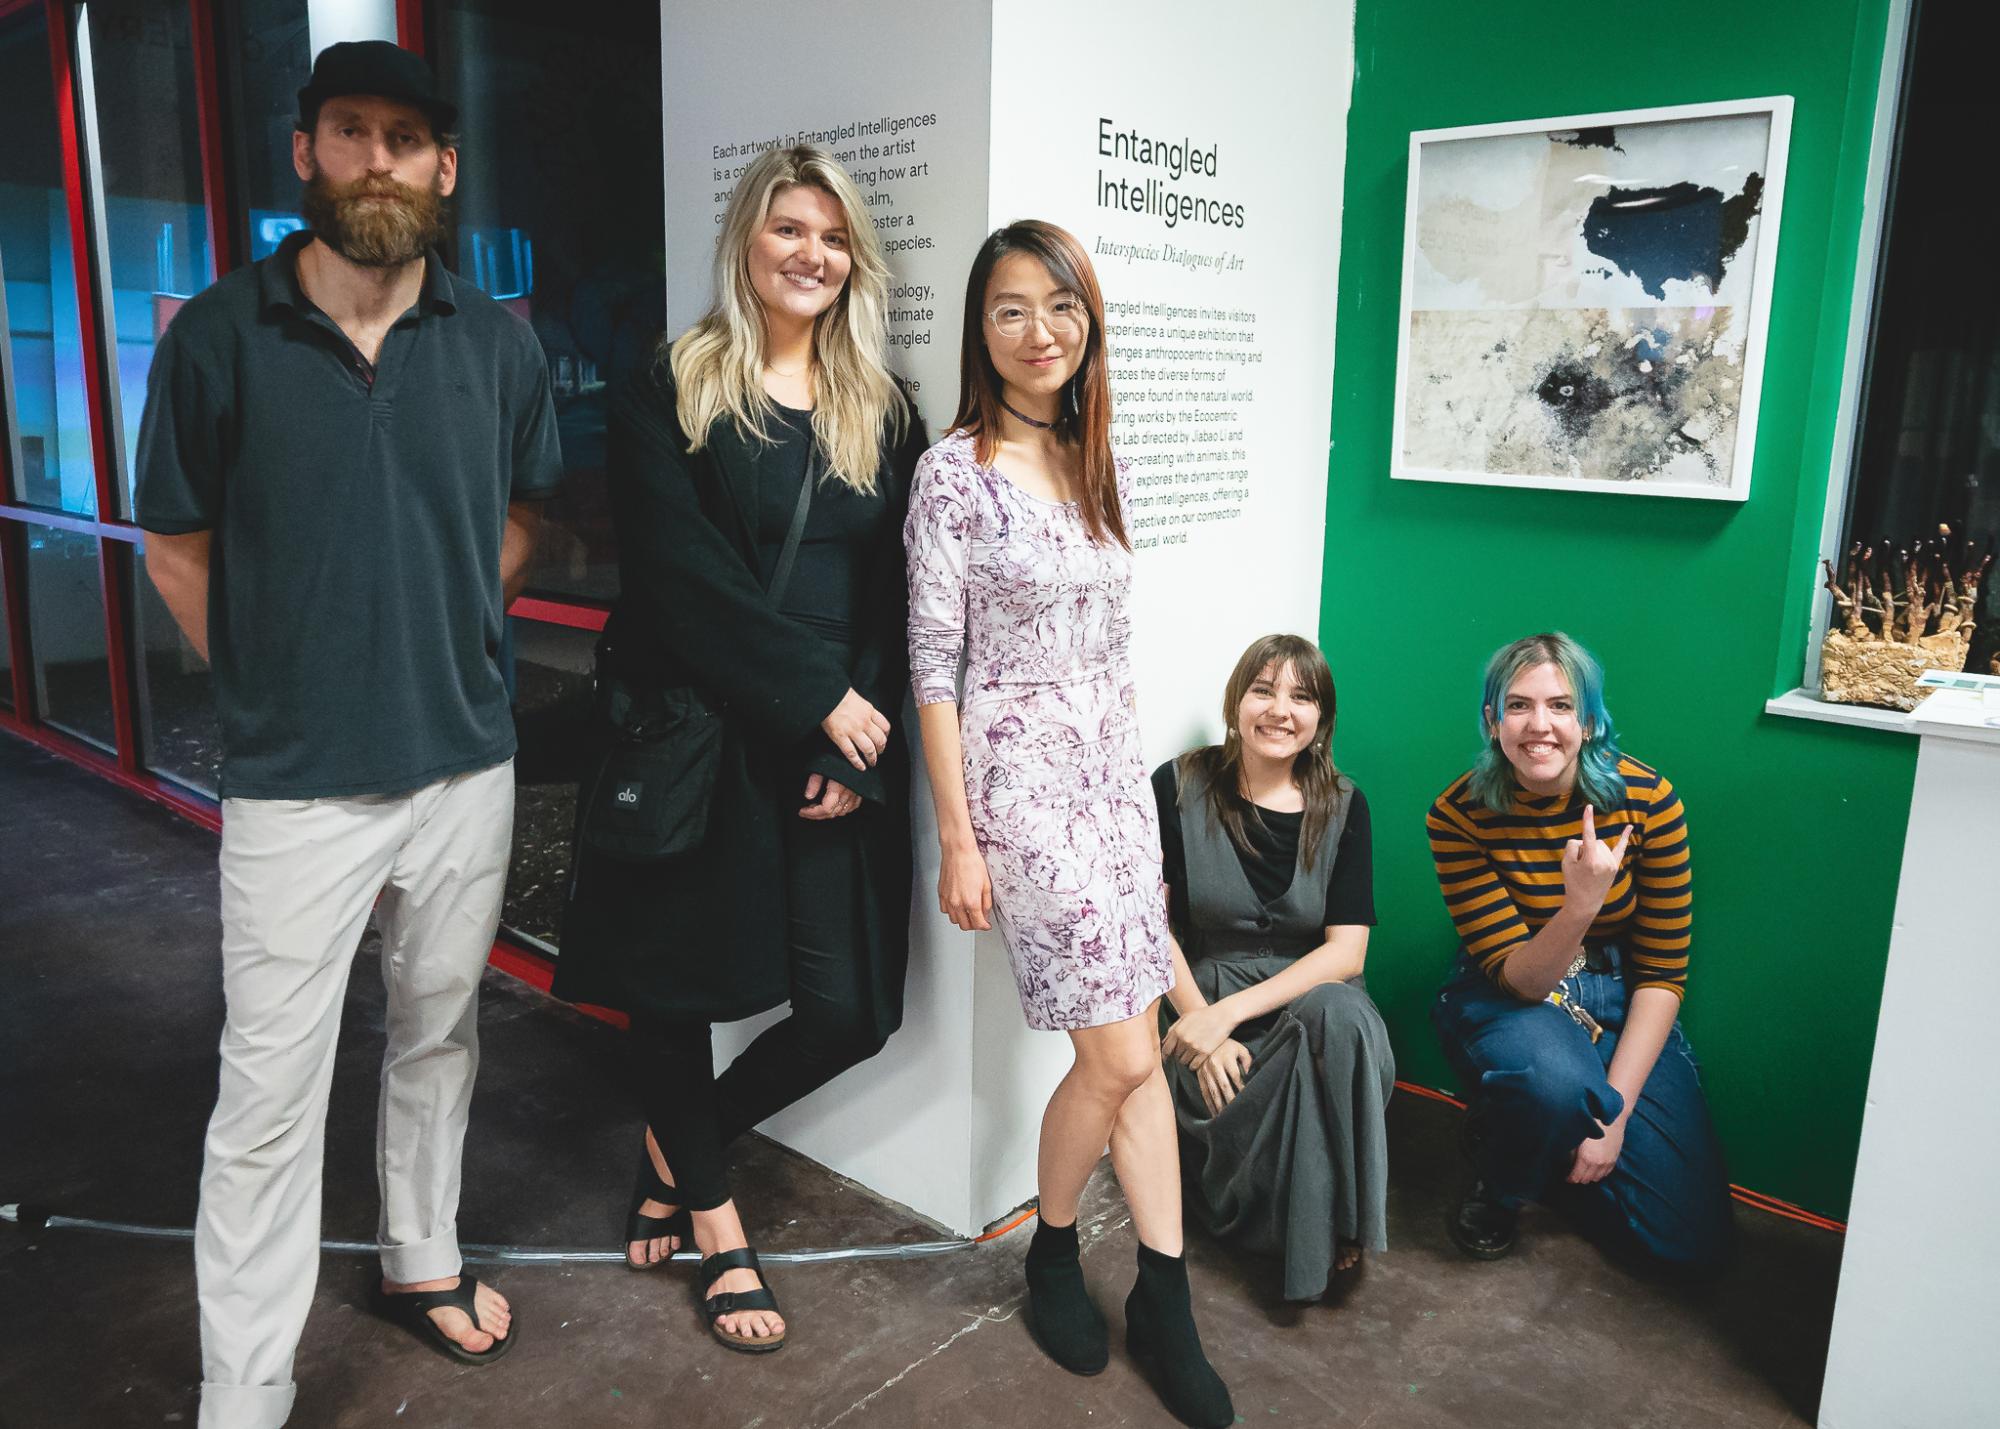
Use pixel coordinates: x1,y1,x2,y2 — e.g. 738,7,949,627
1390,96,1793,501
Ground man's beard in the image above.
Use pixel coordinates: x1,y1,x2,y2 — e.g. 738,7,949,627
300,166,448,269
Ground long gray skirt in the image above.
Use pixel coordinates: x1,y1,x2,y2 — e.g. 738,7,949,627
1167,954,1396,1301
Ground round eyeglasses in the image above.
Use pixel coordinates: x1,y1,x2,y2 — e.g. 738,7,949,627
986,295,1089,340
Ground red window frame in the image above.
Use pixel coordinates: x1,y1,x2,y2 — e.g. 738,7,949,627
0,0,211,828
0,0,615,995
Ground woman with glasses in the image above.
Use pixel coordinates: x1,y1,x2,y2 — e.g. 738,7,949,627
905,221,1233,1429
557,145,925,1354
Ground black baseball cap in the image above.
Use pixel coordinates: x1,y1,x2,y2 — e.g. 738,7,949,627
296,40,458,137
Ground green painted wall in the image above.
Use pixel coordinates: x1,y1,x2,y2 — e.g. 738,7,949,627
1323,0,1913,1217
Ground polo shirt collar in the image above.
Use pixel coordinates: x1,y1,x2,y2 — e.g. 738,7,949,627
261,228,460,318
417,243,460,314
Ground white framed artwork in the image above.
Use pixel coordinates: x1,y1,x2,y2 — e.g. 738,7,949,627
1391,97,1793,501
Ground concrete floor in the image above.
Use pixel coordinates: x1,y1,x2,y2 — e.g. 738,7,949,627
0,733,1844,1428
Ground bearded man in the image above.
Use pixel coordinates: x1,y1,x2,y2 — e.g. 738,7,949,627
133,41,561,1428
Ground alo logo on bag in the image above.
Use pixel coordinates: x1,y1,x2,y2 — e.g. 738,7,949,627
614,781,644,807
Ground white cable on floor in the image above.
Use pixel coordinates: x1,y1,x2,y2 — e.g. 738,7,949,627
1,1202,1000,1265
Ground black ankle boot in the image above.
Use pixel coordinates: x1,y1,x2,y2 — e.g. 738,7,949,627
1448,1178,1520,1260
1023,1217,1108,1375
1125,1243,1233,1429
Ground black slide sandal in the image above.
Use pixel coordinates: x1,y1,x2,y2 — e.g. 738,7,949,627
698,1247,786,1354
369,1276,515,1365
626,1150,692,1268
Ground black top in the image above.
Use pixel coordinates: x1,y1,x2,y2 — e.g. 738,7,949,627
551,363,924,1027
133,229,563,798
593,363,927,810
1152,760,1376,935
756,405,889,646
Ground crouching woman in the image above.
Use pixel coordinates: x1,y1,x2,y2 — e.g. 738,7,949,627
1428,632,1733,1275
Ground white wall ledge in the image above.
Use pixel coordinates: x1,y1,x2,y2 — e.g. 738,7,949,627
1765,688,1916,734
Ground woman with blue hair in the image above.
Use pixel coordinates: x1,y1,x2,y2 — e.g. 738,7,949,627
1427,632,1732,1274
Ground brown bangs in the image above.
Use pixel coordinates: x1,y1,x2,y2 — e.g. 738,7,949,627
1179,635,1346,870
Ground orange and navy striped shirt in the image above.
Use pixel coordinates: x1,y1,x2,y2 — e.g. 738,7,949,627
1427,756,1692,998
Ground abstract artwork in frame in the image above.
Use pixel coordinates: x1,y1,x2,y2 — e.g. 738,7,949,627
1391,98,1792,501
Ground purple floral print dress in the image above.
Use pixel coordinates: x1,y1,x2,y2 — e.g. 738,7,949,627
904,430,1174,1031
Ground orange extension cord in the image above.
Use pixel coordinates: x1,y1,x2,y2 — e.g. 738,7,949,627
976,1208,1040,1242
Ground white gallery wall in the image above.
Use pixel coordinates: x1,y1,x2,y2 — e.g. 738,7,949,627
973,2,1352,1223
1818,712,2000,1429
660,0,1353,1233
660,0,998,1233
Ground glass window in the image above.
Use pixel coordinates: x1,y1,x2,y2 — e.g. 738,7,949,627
222,0,311,262
503,617,597,949
1843,0,1999,676
1,8,102,517
0,540,14,711
432,0,666,602
129,536,219,795
77,0,214,516
23,525,115,750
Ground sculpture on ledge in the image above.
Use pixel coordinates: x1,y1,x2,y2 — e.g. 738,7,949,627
1820,526,1991,711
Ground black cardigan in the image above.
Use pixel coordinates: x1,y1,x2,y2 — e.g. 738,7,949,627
597,364,921,804
554,361,926,1022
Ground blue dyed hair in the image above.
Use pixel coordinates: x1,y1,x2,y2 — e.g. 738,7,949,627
1468,632,1624,814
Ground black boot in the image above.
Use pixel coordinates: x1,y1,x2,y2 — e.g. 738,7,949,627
1451,1103,1520,1260
1447,1178,1520,1259
1125,1243,1233,1429
1023,1217,1108,1375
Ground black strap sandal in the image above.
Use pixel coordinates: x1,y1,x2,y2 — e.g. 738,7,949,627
368,1276,515,1365
626,1148,692,1269
698,1247,786,1354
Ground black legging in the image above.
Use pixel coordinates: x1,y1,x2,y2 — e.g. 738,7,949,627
630,806,889,1212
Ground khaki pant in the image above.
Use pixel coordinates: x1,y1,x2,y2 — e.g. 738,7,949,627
196,759,514,1429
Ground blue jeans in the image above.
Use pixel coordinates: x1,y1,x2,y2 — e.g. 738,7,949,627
1432,947,1734,1274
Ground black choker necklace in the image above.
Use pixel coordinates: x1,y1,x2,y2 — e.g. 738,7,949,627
1000,397,1056,430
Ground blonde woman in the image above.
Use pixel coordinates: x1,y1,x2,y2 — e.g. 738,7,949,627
557,145,924,1353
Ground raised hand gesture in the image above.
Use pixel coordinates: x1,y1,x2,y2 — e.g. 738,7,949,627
1561,804,1631,917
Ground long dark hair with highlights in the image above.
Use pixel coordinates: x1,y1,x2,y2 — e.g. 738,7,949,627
950,220,1125,548
1177,634,1346,870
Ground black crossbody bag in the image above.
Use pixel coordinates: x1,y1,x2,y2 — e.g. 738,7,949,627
578,450,817,862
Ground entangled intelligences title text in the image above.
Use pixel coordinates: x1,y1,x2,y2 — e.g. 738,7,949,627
1096,118,1245,231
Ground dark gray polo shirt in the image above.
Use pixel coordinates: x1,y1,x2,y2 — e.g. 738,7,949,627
133,230,563,799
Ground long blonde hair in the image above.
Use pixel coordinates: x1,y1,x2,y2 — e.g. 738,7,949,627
669,145,904,492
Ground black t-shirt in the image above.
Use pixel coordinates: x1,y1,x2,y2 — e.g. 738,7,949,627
1151,759,1376,938
133,231,563,798
754,405,890,646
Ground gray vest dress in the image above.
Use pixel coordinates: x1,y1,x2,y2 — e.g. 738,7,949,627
1168,765,1396,1300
